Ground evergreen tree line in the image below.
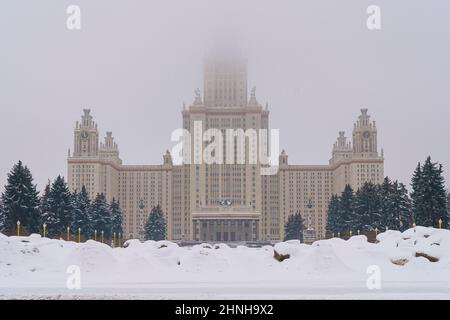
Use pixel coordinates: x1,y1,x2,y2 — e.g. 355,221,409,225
0,161,123,240
327,157,449,235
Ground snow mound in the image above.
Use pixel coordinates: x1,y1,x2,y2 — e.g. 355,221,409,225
1,227,449,288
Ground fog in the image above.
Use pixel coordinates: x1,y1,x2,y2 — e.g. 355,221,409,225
1,0,449,192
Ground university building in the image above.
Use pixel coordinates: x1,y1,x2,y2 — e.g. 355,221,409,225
67,54,384,242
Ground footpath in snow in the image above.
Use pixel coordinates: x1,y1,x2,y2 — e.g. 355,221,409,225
0,227,449,299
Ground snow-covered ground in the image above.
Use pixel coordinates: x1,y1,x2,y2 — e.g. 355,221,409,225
1,227,449,299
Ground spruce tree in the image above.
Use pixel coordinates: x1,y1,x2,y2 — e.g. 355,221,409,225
39,182,51,234
0,199,5,232
43,176,72,236
379,177,396,229
70,186,91,238
110,198,123,236
144,204,166,241
90,193,112,239
1,161,41,233
326,194,340,235
284,212,304,241
353,182,382,231
338,185,355,233
391,181,413,231
411,157,448,228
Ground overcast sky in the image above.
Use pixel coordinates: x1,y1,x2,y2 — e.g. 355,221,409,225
1,0,449,193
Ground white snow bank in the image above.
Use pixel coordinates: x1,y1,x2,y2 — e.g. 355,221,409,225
1,227,449,292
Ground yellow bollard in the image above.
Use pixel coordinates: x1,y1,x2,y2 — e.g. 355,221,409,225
67,226,70,241
78,228,81,243
43,223,46,238
17,221,20,237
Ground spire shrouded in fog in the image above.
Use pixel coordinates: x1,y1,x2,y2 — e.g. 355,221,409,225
202,47,248,108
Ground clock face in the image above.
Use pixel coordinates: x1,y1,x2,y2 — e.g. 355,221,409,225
80,131,89,140
363,131,370,139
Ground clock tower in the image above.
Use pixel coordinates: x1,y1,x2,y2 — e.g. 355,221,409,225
352,108,378,157
73,109,99,157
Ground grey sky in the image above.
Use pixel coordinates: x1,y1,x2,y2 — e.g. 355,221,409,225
1,0,449,193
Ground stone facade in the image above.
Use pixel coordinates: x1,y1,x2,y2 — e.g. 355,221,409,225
67,55,384,241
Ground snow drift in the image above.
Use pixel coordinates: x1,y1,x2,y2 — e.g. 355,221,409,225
1,227,449,299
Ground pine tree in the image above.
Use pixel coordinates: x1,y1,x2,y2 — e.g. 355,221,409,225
338,185,355,233
411,157,449,228
0,161,41,233
43,176,72,236
110,198,123,236
284,212,304,241
144,204,166,241
353,182,382,231
326,194,340,235
90,193,112,239
70,186,91,238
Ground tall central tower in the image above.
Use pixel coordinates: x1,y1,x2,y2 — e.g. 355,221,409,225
203,53,248,107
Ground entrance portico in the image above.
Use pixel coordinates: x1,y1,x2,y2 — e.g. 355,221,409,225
192,207,261,242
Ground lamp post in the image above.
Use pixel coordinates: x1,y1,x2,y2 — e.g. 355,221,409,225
113,232,116,248
118,232,121,247
349,230,352,237
101,230,104,243
438,218,442,229
17,220,20,237
94,230,97,241
67,226,70,241
43,223,47,238
78,228,81,243
138,200,145,239
305,199,315,243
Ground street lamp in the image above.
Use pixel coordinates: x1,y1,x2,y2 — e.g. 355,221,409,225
78,228,81,243
17,220,20,237
67,226,70,241
438,218,443,229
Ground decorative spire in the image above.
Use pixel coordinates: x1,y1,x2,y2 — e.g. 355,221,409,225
248,86,258,105
193,88,202,105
